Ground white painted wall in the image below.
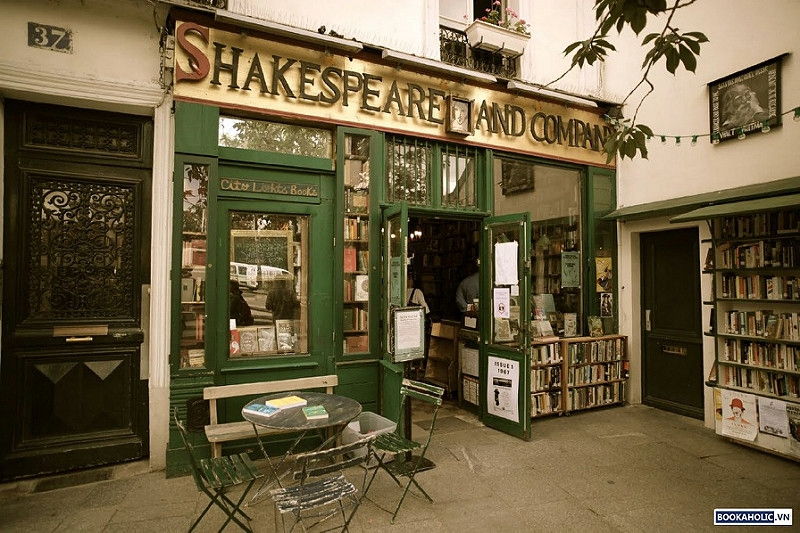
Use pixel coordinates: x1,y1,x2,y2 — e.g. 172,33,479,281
607,1,800,429
0,0,162,105
0,0,172,470
228,0,440,58
229,0,604,96
605,0,800,207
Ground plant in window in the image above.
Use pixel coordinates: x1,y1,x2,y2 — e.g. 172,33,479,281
479,1,530,36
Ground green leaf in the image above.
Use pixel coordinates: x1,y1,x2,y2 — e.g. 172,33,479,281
679,44,697,72
563,41,582,54
616,16,625,33
684,38,700,54
623,138,637,158
684,31,709,42
595,39,617,51
665,47,679,74
630,10,647,34
637,124,654,137
642,32,659,45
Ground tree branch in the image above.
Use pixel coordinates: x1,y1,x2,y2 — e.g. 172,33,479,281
544,12,611,88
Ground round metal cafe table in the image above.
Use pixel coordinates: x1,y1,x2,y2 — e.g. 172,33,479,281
242,391,362,432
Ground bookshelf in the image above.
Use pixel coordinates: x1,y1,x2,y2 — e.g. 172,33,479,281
530,335,628,418
179,162,209,369
710,209,800,425
343,134,371,354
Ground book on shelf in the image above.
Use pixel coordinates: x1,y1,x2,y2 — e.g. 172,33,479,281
703,248,714,271
302,405,329,420
181,278,195,302
265,395,308,409
354,274,369,301
531,319,558,341
345,334,369,352
243,403,281,417
344,246,357,272
187,348,204,368
563,313,578,337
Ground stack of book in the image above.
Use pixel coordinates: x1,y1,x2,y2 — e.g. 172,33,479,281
243,395,307,417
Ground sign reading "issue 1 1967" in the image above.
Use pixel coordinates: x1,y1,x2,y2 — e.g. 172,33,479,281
28,22,73,53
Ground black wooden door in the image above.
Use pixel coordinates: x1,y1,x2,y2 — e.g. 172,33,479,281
1,101,152,479
641,228,704,419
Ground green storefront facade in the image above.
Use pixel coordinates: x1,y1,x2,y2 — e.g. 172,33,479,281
167,15,619,473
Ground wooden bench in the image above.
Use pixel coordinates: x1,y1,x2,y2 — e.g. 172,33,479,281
203,375,338,458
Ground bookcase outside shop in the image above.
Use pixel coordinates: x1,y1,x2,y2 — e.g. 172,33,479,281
706,207,800,459
531,335,628,417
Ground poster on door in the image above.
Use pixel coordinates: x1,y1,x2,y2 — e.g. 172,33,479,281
487,356,519,422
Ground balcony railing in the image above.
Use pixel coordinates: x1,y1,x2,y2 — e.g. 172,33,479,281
439,25,518,79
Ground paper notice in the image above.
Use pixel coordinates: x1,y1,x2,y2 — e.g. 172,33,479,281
494,241,518,285
493,288,510,318
758,397,789,438
487,356,519,422
395,309,423,351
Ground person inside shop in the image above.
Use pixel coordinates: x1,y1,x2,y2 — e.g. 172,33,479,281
229,280,254,326
456,256,480,314
265,279,300,320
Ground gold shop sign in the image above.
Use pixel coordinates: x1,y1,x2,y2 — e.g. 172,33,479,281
220,177,319,197
174,21,614,168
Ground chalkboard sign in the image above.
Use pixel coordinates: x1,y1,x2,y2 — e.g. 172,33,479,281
230,230,292,270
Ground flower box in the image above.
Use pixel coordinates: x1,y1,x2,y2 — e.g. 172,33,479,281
465,19,529,56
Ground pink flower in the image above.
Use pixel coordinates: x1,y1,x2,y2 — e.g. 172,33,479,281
520,19,526,24
493,0,501,5
485,7,490,11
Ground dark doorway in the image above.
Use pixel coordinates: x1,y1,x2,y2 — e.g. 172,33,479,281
640,228,704,419
1,101,152,479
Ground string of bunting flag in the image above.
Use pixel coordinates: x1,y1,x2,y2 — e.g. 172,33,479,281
637,106,800,145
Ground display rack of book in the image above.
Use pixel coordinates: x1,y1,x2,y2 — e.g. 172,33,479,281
528,334,627,418
564,335,628,412
531,340,563,417
343,134,371,354
709,208,800,460
179,162,209,369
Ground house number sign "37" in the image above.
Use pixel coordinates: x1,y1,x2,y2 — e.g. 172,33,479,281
28,22,73,53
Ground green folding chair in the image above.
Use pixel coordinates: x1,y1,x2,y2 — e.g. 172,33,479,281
173,409,263,533
364,378,444,523
269,435,376,532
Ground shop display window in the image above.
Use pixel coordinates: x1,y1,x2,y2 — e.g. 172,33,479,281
227,212,309,358
343,134,371,354
179,163,209,369
494,157,583,337
218,116,333,159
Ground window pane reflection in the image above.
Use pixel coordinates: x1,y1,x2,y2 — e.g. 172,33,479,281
228,212,308,357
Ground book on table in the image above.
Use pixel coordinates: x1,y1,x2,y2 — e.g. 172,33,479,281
264,395,307,410
302,405,329,420
243,403,280,417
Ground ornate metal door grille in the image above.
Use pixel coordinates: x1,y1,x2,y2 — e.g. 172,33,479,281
26,176,137,321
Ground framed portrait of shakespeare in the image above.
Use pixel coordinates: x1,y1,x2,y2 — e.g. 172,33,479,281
446,95,474,136
708,54,785,142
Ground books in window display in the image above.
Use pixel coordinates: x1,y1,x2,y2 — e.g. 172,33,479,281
275,320,297,353
239,327,259,354
258,326,277,353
